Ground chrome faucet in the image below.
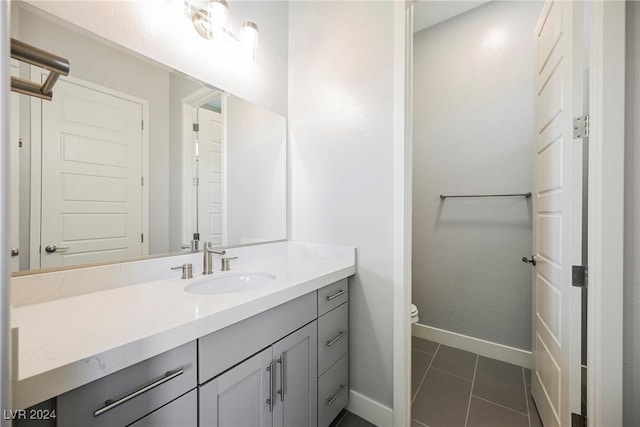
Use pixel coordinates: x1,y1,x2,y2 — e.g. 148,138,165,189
203,242,225,275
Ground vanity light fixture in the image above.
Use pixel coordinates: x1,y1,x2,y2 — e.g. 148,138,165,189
181,0,259,62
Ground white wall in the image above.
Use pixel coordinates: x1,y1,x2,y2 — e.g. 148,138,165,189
625,3,640,425
289,1,396,408
226,96,286,245
24,0,289,117
412,1,541,351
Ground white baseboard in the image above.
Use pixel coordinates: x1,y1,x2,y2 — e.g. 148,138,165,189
412,323,532,369
346,390,393,427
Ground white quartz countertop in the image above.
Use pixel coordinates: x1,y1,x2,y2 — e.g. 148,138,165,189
11,242,356,409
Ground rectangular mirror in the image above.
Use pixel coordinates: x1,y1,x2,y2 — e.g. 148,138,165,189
9,1,287,274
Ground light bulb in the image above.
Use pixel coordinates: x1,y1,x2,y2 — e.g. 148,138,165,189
209,0,229,37
240,21,259,62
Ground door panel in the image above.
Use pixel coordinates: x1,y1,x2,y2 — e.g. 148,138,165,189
272,322,318,427
40,76,144,268
197,107,224,246
9,62,20,272
199,347,273,427
532,1,583,426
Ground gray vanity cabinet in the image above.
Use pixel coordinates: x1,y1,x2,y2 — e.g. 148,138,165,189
272,322,318,427
199,321,318,427
129,389,198,427
21,279,351,427
317,279,350,427
56,341,197,427
199,347,274,427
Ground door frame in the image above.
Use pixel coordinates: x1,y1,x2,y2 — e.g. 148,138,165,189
180,88,225,247
28,70,150,269
586,2,625,425
392,1,412,426
393,2,625,426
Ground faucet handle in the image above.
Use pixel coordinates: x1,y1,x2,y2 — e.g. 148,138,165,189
171,263,193,279
221,257,238,272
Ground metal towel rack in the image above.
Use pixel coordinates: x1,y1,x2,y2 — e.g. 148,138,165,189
10,38,70,101
440,192,532,200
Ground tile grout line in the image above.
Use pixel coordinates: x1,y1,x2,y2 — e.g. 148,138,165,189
412,343,440,406
523,368,532,427
429,366,473,383
471,394,530,417
464,354,479,427
411,418,429,427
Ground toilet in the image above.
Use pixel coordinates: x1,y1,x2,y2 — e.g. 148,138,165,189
411,304,419,324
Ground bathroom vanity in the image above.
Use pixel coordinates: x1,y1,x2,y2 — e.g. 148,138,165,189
11,242,354,427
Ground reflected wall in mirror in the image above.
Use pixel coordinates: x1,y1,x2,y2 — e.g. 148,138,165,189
9,1,286,273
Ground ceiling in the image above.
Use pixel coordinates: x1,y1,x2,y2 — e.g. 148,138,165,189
413,1,491,33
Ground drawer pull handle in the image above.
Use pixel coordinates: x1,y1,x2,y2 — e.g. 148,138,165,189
326,331,347,347
94,368,184,417
266,362,275,412
327,383,348,406
277,353,286,402
326,289,346,301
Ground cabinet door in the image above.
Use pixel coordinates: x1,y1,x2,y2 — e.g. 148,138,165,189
199,347,274,427
272,322,318,427
129,389,197,427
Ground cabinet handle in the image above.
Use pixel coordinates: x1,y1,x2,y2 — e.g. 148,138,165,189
266,362,274,412
326,289,346,301
93,368,184,417
326,331,347,347
277,353,286,402
326,383,348,406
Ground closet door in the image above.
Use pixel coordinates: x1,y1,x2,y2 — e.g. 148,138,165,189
40,76,144,269
531,1,584,426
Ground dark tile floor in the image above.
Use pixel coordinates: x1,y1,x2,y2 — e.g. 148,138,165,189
411,337,543,427
331,410,376,427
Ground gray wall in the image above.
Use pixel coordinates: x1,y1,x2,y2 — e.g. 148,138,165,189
412,1,541,351
625,2,640,425
289,1,396,407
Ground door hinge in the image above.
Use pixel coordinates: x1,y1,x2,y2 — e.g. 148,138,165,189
141,233,144,243
192,123,200,132
573,115,589,139
18,138,23,148
141,120,144,131
572,265,588,288
141,176,144,186
572,413,587,427
193,177,199,187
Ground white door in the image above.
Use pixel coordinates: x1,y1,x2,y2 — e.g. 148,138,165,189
531,1,583,426
40,76,144,269
197,107,224,245
9,61,20,272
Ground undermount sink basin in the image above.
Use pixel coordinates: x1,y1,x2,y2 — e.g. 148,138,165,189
184,272,276,295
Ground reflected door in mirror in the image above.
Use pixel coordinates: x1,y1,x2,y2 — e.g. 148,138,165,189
39,76,147,269
197,107,224,246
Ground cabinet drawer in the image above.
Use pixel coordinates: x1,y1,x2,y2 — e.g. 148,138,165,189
317,279,348,317
318,354,349,427
129,389,197,427
318,303,348,375
57,341,196,427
